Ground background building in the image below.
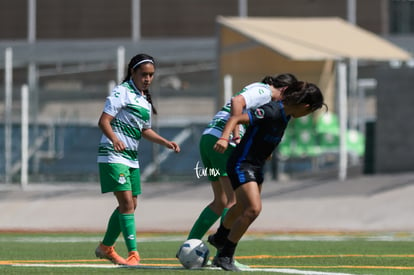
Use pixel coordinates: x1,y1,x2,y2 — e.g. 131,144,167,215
0,0,404,38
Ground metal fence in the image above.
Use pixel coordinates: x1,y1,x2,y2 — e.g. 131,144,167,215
0,39,362,186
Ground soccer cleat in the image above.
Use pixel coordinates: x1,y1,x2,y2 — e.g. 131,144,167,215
234,259,249,269
207,234,225,250
95,242,127,265
215,256,240,272
212,256,249,269
125,251,140,266
204,259,214,267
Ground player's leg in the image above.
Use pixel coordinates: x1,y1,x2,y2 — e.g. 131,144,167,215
187,134,232,240
219,175,236,219
96,209,126,265
115,190,140,265
212,135,236,223
96,163,128,265
101,208,121,247
227,181,262,243
210,181,261,271
117,167,141,265
207,157,243,249
210,191,249,269
187,179,223,240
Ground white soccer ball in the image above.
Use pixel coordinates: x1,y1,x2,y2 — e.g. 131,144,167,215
177,239,210,269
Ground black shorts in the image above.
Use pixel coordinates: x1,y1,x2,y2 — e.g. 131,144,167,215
227,162,264,190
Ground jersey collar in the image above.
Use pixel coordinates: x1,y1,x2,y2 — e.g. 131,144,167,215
128,79,145,98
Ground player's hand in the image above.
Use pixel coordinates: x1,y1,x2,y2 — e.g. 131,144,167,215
112,139,126,152
213,139,228,154
166,141,181,153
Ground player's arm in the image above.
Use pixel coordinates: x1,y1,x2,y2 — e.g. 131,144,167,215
98,112,126,152
142,128,181,153
214,113,250,153
230,95,246,142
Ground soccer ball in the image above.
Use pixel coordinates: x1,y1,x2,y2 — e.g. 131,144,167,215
177,239,210,269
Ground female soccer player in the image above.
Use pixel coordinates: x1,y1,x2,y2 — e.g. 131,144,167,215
208,81,326,271
186,74,297,268
95,53,180,266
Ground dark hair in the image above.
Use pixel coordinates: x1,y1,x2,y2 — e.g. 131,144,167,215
282,81,327,112
123,53,158,115
261,73,298,88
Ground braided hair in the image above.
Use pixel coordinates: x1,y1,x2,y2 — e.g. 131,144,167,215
123,53,158,115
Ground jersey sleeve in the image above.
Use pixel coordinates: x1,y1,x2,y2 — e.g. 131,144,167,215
142,107,152,129
102,86,126,117
241,83,272,110
248,101,280,125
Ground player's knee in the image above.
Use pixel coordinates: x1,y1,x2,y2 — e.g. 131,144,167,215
225,195,236,207
118,201,135,213
243,207,261,222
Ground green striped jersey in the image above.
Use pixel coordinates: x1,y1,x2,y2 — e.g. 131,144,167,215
97,81,152,168
202,82,272,142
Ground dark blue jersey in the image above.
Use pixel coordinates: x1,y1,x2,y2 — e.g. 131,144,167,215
228,101,290,169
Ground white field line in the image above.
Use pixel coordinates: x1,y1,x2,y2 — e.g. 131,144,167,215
9,263,367,275
1,233,414,243
11,263,117,268
242,267,367,275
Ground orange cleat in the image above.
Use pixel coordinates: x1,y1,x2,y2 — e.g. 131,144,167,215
95,242,127,265
125,251,140,266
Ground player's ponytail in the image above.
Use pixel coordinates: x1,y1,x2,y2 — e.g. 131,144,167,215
143,90,158,115
261,73,298,88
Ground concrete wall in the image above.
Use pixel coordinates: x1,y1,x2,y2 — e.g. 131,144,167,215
374,66,414,173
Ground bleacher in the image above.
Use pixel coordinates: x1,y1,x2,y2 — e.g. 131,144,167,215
0,123,208,183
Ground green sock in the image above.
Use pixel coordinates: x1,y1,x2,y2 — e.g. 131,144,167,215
221,208,229,223
119,213,137,252
187,206,220,240
102,208,121,247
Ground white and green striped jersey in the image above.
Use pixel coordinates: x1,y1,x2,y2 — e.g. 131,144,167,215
97,81,152,168
202,82,272,141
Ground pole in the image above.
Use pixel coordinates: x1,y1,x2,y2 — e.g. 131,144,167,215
131,0,141,41
338,62,348,181
28,0,36,43
117,46,125,84
4,48,13,184
347,0,358,130
224,74,232,103
347,0,356,25
28,62,39,148
21,85,29,189
238,0,248,17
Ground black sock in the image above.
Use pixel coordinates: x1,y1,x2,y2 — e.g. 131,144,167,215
218,238,238,258
215,223,230,244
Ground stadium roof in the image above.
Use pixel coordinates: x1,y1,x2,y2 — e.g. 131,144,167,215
217,16,412,61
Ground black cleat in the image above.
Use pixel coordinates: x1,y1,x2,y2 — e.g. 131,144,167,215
207,234,224,250
215,256,240,272
211,256,219,267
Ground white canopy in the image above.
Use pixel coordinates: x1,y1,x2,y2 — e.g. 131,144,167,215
217,16,412,61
